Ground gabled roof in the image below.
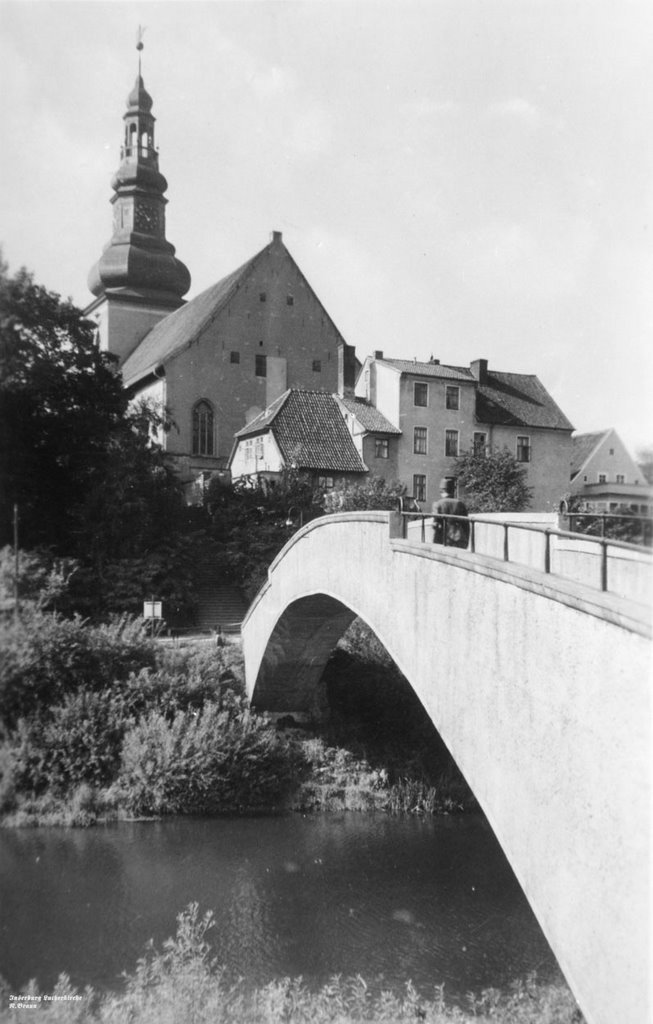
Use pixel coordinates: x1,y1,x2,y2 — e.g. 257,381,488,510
234,389,367,473
476,372,574,431
570,429,611,478
377,357,473,382
337,395,401,434
122,250,261,386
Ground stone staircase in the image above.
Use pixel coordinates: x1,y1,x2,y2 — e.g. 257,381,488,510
194,564,248,635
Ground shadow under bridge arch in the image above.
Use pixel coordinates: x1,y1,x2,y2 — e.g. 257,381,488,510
249,593,357,719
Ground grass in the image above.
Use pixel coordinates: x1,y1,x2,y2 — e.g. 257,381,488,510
0,904,585,1024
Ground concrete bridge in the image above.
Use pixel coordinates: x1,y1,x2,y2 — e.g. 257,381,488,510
241,512,652,1024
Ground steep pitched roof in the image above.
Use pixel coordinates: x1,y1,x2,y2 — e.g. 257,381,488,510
337,395,401,434
570,429,611,478
476,371,574,431
378,357,473,381
122,250,261,386
235,389,367,473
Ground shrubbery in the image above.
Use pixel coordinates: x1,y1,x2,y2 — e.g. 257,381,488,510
0,610,307,822
0,903,584,1023
119,701,308,816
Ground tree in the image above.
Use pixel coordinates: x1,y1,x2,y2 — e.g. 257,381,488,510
205,470,324,598
0,259,202,620
636,446,653,485
322,477,406,512
0,259,126,550
454,447,532,513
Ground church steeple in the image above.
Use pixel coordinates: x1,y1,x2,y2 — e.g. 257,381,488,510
86,35,190,363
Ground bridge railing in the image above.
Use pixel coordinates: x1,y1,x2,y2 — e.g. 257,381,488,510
397,511,653,601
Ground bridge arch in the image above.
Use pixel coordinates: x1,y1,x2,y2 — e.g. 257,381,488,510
242,512,651,1024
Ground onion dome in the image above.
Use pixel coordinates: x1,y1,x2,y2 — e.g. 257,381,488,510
87,62,190,306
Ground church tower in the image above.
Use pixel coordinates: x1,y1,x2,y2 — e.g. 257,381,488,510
86,38,190,365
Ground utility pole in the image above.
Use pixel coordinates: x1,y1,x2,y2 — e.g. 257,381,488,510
13,503,19,623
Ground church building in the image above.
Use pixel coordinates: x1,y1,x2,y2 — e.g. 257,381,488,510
86,51,575,513
85,58,357,494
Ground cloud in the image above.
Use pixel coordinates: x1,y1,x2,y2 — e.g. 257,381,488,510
450,216,595,299
487,97,540,128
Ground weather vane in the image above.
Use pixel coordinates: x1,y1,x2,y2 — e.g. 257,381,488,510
136,25,146,74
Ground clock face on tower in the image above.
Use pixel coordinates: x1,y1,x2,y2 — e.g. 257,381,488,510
134,202,159,233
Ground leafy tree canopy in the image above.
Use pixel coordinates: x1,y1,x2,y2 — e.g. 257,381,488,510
0,258,126,549
636,446,653,485
323,477,406,513
454,447,532,513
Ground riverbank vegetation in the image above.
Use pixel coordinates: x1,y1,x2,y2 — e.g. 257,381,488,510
0,903,584,1024
0,603,473,827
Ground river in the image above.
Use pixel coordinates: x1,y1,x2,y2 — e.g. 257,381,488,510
0,812,563,1002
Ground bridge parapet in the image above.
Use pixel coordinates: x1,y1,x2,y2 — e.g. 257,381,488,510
402,510,652,607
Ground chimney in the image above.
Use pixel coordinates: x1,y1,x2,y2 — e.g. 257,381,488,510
271,230,283,244
338,343,356,397
373,350,384,360
470,358,488,384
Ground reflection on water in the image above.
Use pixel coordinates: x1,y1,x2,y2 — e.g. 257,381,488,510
0,813,562,1000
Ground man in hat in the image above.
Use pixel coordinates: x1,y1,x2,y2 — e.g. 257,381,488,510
432,478,469,548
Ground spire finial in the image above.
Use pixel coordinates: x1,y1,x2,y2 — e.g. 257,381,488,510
136,25,145,75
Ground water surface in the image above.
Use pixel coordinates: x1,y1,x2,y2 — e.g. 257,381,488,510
0,813,562,1000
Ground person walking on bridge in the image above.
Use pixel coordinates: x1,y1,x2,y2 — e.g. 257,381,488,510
432,478,469,548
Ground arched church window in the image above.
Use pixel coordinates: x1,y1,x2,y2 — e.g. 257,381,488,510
192,400,215,456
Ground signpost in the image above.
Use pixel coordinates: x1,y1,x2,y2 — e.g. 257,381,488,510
143,598,163,636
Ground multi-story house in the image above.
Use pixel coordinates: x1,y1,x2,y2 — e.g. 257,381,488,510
569,429,652,514
356,353,574,510
229,389,367,491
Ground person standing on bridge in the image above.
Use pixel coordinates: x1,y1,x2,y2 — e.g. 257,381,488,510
432,479,469,548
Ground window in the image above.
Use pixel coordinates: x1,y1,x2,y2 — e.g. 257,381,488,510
255,354,267,377
318,475,334,489
312,359,322,372
445,429,459,457
609,448,614,455
255,437,264,460
445,385,460,410
414,382,428,407
616,474,625,484
375,438,389,459
192,400,214,456
414,426,428,454
473,432,487,456
259,292,266,302
286,295,294,306
516,436,531,463
413,474,426,503
230,351,240,364
598,473,607,484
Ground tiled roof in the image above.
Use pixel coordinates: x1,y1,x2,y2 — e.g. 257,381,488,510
337,396,401,434
122,247,265,386
236,389,367,473
476,372,574,431
378,358,473,381
570,430,610,478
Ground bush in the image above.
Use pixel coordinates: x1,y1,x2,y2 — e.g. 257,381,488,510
10,689,132,795
118,700,308,816
0,610,157,726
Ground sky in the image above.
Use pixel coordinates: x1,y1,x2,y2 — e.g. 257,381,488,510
1,0,652,456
